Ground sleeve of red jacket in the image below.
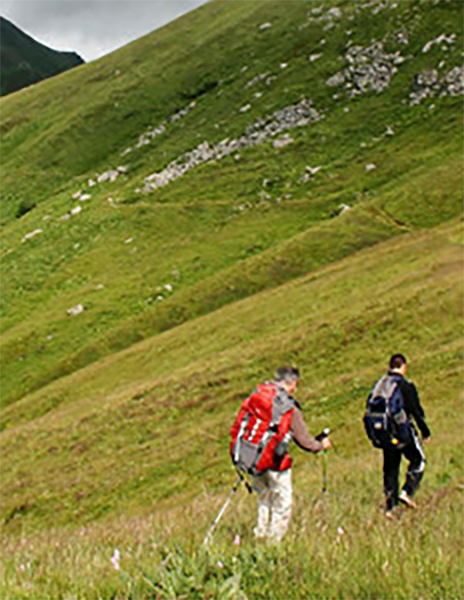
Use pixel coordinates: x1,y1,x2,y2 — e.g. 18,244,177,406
291,406,323,452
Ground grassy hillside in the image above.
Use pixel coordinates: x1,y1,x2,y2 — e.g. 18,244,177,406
0,0,463,598
0,0,462,411
0,16,84,97
1,218,462,599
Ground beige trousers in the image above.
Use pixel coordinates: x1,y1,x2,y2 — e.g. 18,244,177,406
252,469,292,543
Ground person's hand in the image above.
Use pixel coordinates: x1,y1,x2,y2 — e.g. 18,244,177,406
423,437,431,444
321,437,332,451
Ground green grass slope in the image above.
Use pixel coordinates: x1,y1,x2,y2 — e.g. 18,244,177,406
0,0,462,412
0,0,463,598
1,217,463,599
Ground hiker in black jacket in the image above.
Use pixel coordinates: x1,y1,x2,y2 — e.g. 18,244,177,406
383,354,431,517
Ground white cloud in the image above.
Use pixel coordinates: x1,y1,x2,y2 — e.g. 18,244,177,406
1,0,209,61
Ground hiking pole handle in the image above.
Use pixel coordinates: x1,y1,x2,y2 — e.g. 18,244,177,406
315,427,330,441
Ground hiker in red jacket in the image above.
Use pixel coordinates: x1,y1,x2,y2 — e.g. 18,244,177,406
231,367,331,543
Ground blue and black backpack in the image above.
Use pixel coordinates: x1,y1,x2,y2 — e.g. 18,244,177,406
363,375,411,449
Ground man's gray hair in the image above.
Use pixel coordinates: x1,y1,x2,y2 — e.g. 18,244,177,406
275,366,300,384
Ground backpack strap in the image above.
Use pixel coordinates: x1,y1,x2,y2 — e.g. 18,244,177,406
372,375,397,401
271,385,295,425
233,413,250,464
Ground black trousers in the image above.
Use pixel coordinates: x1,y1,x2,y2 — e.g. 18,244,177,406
383,428,426,510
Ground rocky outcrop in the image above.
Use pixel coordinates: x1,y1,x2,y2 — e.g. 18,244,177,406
139,99,323,193
422,33,456,54
71,166,129,202
410,65,464,105
121,102,196,156
326,42,405,96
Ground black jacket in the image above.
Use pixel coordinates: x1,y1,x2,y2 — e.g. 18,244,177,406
388,371,431,439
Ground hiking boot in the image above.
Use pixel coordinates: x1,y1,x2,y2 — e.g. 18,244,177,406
384,506,400,520
399,490,417,509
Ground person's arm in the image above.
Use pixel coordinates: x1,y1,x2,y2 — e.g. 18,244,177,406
291,407,325,452
403,381,431,439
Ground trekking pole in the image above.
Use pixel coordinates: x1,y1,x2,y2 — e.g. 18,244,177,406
321,451,328,494
202,471,251,547
315,428,331,495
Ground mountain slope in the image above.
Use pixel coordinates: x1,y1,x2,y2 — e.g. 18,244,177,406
0,1,463,597
1,216,462,599
0,16,84,97
0,0,462,412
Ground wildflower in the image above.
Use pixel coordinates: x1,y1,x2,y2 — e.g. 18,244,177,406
233,535,241,546
337,526,345,536
111,549,120,571
19,564,26,572
217,561,224,569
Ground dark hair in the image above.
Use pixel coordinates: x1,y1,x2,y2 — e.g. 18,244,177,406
389,354,407,369
275,366,300,384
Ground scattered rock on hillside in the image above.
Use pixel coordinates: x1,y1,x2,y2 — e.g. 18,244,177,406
140,99,323,193
273,134,293,149
331,203,352,217
422,33,456,54
326,42,405,96
67,304,85,316
443,66,464,95
97,170,119,184
22,229,42,242
326,72,346,88
301,165,322,182
71,166,129,202
410,65,464,105
307,4,343,29
72,190,91,201
365,163,377,172
397,31,409,45
246,73,268,88
121,101,196,156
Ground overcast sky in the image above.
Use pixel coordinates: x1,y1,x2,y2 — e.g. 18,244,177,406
0,0,210,62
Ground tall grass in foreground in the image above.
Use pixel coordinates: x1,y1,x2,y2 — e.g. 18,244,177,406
2,452,462,600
